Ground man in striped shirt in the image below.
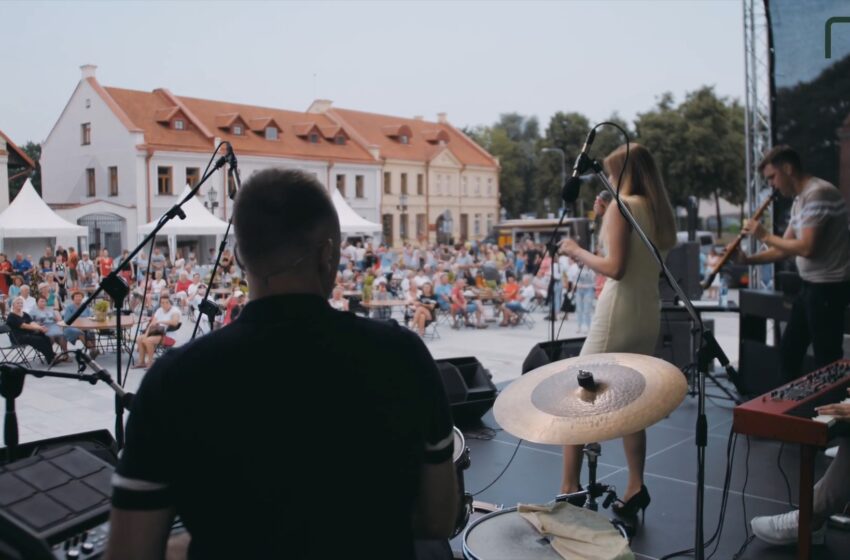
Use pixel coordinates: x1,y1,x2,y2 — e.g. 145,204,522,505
741,145,850,382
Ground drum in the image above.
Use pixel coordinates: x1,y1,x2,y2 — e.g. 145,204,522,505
452,427,473,537
462,506,630,559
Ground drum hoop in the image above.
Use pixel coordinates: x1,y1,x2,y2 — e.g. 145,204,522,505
461,505,629,559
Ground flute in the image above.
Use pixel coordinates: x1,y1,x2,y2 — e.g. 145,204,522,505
700,189,779,290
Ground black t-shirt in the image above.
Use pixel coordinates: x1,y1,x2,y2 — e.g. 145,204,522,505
113,294,454,559
6,312,33,338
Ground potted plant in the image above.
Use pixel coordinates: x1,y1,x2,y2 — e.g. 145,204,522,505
94,300,110,323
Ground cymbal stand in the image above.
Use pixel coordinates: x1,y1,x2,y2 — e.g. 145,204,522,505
555,443,618,512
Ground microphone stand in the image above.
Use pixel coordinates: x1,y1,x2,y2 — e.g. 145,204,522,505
591,160,732,560
191,149,240,340
0,355,134,462
64,147,230,449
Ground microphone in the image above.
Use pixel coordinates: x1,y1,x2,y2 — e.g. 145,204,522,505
76,350,134,408
225,144,241,200
562,128,596,204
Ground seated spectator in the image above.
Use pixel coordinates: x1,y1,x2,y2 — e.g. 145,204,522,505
134,294,180,369
19,285,37,315
38,246,55,280
371,280,392,320
31,296,69,359
96,248,113,280
450,278,485,329
414,268,431,289
411,282,437,337
150,270,167,297
8,275,23,300
63,290,99,358
500,274,522,326
0,253,12,300
6,296,56,363
174,272,192,313
329,286,349,312
222,290,245,326
12,253,33,284
403,283,421,326
434,273,452,312
228,292,247,323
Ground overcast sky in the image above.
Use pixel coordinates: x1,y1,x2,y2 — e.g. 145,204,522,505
1,0,743,145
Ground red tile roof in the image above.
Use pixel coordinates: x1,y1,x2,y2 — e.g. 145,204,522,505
0,129,36,169
327,108,498,168
100,84,377,164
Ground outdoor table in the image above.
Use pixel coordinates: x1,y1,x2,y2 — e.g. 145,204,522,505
60,314,139,354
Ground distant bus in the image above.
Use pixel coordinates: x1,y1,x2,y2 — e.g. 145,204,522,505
493,217,593,250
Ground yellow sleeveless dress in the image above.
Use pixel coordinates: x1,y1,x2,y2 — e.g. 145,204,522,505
581,196,664,356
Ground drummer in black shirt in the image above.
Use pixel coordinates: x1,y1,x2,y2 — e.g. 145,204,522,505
105,168,458,560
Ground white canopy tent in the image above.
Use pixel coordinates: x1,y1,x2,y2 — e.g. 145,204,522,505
0,179,87,253
330,189,382,236
138,186,230,258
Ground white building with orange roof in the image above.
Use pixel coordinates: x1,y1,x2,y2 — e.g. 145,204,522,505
309,101,500,247
41,65,382,257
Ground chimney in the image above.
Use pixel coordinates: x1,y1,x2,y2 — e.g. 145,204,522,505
437,112,448,124
308,99,333,114
80,64,98,79
413,115,424,121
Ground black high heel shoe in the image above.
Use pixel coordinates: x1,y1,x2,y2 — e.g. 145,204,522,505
612,485,651,519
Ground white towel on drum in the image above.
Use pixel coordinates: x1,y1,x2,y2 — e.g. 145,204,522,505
518,502,634,560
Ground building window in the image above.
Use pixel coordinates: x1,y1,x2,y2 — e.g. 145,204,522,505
435,174,442,196
336,174,346,197
355,175,365,198
232,124,243,136
335,135,346,145
416,214,426,240
108,166,118,196
401,173,408,195
486,214,494,232
417,173,424,195
86,168,95,196
157,166,173,195
81,123,91,145
309,133,319,143
487,177,493,196
265,127,278,140
399,135,409,145
186,167,200,187
383,172,391,194
446,175,452,196
462,176,468,196
174,119,185,130
475,177,482,196
382,214,394,246
400,213,409,241
474,214,481,236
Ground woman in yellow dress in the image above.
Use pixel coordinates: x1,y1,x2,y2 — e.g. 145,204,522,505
558,143,677,518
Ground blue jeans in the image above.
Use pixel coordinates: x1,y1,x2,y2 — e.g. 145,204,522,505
576,287,595,330
552,280,563,315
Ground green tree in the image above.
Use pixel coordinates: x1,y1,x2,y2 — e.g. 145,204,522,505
8,141,41,198
636,88,745,236
466,113,540,218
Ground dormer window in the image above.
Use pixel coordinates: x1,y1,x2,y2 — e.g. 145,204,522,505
309,133,319,143
400,135,409,145
233,124,243,136
335,135,346,145
265,127,278,140
174,119,185,130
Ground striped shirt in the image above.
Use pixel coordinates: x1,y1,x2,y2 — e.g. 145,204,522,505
790,177,850,282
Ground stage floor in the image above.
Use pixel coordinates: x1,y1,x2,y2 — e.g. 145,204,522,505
453,383,849,560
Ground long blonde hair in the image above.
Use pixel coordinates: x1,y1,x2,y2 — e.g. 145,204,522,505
603,143,677,251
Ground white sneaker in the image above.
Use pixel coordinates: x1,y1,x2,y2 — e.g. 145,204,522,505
751,510,826,546
825,446,838,459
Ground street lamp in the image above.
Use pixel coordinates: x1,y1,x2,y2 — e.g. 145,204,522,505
204,186,219,214
541,147,566,215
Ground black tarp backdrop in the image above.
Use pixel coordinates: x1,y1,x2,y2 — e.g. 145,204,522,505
768,0,850,265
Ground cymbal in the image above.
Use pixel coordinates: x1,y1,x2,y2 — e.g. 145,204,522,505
494,353,687,444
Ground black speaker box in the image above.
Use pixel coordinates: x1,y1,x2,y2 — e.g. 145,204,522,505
654,310,713,371
660,242,701,303
435,357,497,428
522,338,586,374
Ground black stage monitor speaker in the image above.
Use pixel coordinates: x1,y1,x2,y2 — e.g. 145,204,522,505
435,357,497,428
522,337,586,374
660,241,701,304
